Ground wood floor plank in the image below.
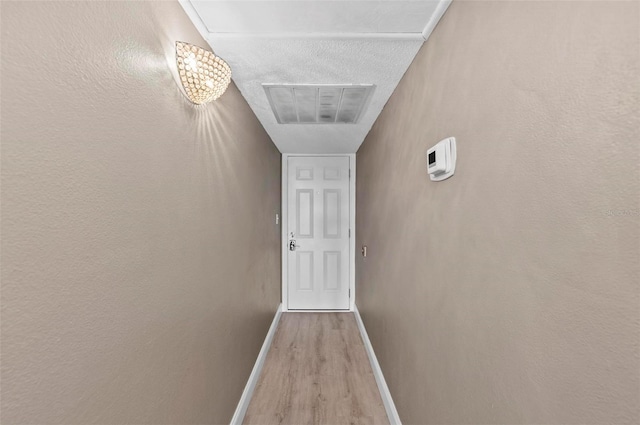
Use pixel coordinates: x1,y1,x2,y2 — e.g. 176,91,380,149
243,313,389,425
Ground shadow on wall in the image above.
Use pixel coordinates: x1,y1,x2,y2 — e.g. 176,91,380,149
152,9,258,218
113,9,258,222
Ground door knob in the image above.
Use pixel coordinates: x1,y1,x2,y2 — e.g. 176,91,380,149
289,240,297,251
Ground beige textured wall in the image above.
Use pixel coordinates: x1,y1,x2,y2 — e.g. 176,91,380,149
1,2,281,424
356,1,639,424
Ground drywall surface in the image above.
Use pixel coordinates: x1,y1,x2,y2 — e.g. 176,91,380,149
0,2,280,424
179,0,449,153
206,36,423,153
356,1,639,423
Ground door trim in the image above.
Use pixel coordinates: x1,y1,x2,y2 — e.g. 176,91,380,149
281,154,355,312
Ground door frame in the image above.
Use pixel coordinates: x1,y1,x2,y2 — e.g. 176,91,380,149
281,153,356,312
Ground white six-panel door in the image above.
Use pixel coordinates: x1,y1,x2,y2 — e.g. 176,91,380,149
287,156,350,310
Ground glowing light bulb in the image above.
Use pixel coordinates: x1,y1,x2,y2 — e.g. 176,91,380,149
175,41,231,105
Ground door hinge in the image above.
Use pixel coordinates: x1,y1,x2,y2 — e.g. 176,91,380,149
348,229,351,238
349,288,351,298
349,169,351,179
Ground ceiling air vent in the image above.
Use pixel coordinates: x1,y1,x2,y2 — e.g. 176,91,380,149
263,84,375,124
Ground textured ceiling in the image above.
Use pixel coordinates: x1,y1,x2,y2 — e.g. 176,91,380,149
179,0,451,153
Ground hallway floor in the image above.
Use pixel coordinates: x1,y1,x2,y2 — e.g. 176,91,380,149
244,313,389,424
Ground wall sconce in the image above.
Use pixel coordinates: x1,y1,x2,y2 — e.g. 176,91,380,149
176,41,231,105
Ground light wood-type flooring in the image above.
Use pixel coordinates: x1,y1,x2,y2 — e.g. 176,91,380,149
244,313,389,425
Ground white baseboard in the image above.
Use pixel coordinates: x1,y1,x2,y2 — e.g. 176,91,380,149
230,303,283,425
354,305,402,425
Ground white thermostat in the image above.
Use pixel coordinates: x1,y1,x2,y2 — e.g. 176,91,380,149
427,137,456,181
